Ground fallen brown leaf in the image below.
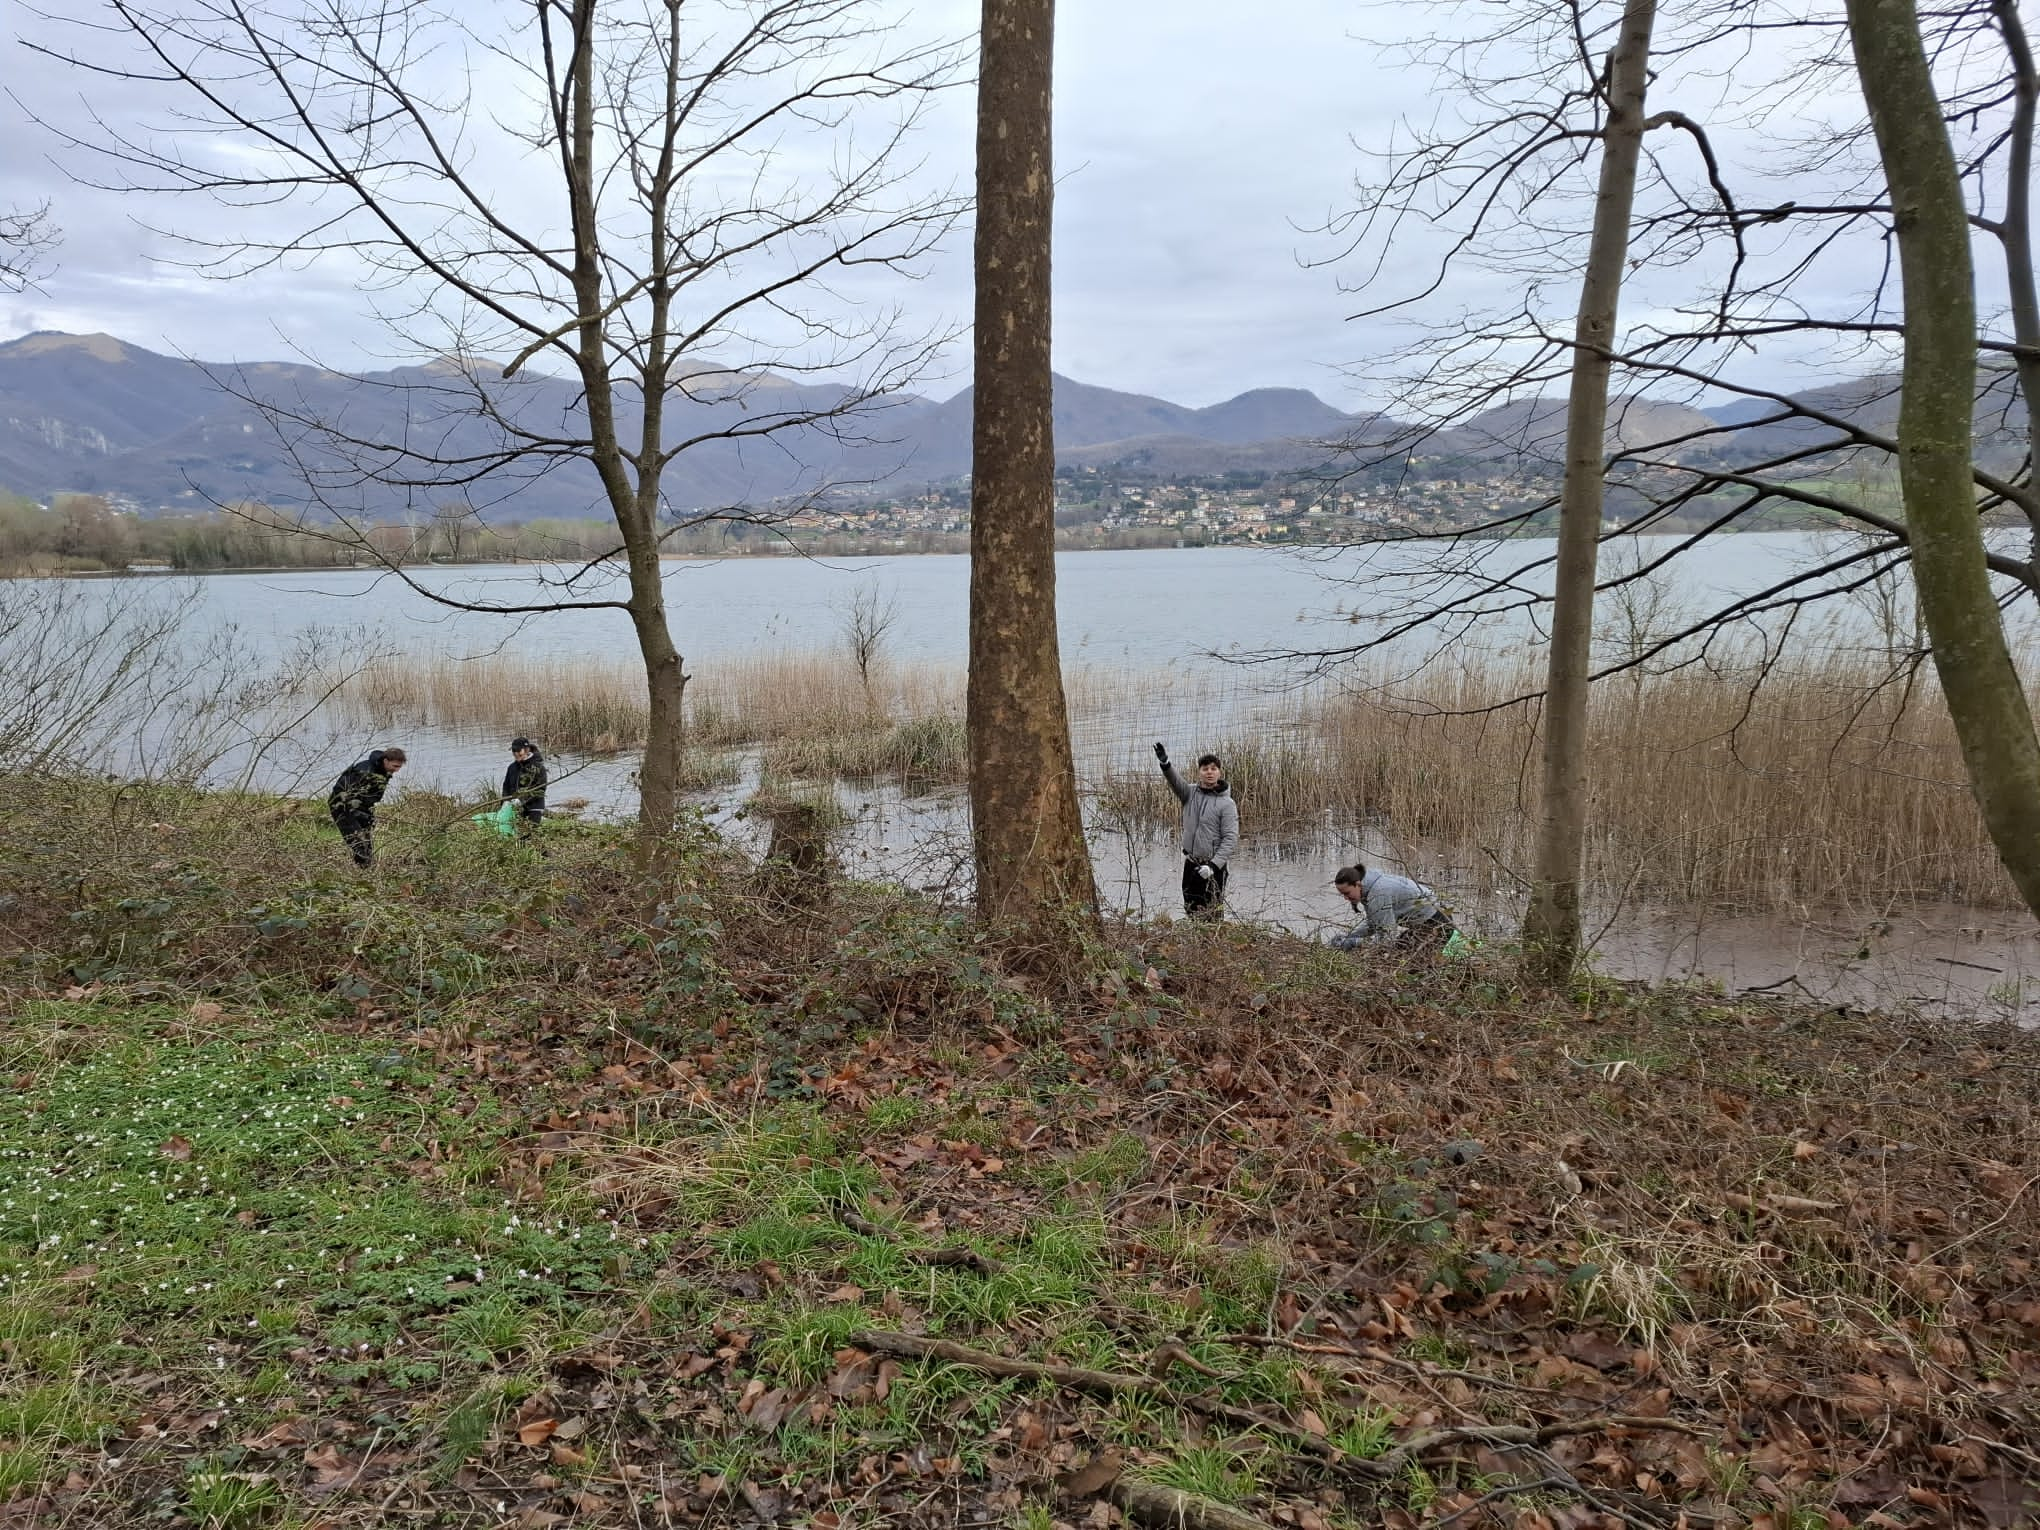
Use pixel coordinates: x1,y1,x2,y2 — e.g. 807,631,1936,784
516,1417,558,1447
1056,1447,1124,1499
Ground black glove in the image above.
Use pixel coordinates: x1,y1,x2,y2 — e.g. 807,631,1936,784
1154,741,1169,765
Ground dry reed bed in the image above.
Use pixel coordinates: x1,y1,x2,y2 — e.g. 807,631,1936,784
332,653,1221,787
337,649,2014,910
1102,660,2013,910
337,652,966,762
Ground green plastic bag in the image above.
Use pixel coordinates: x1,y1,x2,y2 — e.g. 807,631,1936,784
1442,928,1475,960
470,800,518,838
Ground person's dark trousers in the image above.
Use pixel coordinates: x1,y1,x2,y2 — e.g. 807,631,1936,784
332,812,374,868
516,808,545,839
1182,858,1228,920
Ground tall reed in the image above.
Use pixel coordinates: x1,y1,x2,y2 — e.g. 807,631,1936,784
334,651,969,778
1099,657,2013,910
335,646,2017,911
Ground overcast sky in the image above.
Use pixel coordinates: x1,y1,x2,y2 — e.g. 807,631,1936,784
0,0,1920,409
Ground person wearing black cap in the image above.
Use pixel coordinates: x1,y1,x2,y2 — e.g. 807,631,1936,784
503,738,547,833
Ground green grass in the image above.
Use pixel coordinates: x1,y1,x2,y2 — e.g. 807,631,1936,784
1330,1409,1394,1460
1140,1444,1264,1504
0,996,668,1501
183,1464,287,1528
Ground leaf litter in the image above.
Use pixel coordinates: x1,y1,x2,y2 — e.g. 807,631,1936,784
0,812,2035,1528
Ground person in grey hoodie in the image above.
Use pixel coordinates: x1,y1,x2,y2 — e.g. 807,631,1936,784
1330,863,1455,952
1155,742,1239,920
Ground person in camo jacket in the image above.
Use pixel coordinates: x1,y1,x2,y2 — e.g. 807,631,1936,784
326,746,406,868
1154,741,1239,921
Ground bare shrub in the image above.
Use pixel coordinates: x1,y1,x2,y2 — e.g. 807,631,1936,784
839,585,902,704
0,578,355,786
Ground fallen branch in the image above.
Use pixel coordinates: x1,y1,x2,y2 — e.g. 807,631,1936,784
836,1207,1008,1276
849,1330,1708,1484
1372,1416,1710,1479
1111,1481,1280,1530
1152,1341,1229,1380
851,1329,1349,1466
1222,1333,1561,1399
1426,1476,1571,1529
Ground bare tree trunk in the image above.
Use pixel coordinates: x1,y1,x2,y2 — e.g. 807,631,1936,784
1521,0,1658,983
1847,0,2040,921
967,0,1097,937
1990,0,2040,553
626,534,688,839
559,0,687,845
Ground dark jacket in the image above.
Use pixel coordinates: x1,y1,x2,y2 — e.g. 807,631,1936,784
1161,762,1240,866
328,751,396,824
503,750,547,818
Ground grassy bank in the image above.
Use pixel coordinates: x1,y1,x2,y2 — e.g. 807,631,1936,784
0,778,2033,1529
341,648,2014,913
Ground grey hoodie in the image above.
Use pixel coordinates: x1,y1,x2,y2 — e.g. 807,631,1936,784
1332,867,1443,946
1162,762,1239,866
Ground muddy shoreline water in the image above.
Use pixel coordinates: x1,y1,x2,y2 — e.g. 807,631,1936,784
659,754,2040,1025
24,542,2040,1021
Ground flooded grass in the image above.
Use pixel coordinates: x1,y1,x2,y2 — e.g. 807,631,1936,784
335,648,2013,911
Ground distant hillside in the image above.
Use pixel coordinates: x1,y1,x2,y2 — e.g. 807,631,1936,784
2,331,2021,514
0,333,1363,516
1441,396,1721,463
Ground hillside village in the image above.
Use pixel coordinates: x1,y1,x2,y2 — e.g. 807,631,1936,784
778,471,1540,545
770,459,1851,551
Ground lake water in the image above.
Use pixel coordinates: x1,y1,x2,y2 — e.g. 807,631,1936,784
22,535,2040,1020
127,532,1967,669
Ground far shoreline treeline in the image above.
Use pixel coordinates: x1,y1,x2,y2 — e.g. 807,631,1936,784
0,493,1270,574
3,480,1889,577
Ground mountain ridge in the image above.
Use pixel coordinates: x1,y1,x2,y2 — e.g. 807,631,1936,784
0,332,1372,516
0,330,1991,517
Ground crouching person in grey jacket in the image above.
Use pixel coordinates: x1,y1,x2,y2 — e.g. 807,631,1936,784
1155,742,1239,921
1330,863,1455,953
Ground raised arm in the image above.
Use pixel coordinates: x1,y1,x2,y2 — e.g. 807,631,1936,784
1155,741,1191,803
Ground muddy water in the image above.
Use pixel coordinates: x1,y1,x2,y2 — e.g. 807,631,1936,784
32,543,2040,1021
699,766,2040,1026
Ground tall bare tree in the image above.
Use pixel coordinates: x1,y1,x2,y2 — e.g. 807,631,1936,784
967,0,1096,937
1264,0,2040,932
32,0,964,841
1522,0,1658,980
1844,0,2040,914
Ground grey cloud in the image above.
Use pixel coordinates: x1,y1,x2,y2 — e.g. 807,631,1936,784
1,0,1907,413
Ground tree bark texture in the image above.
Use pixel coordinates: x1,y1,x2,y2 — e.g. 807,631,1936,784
967,0,1097,933
562,0,686,843
1847,0,2040,921
1521,0,1658,983
1990,0,2040,551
